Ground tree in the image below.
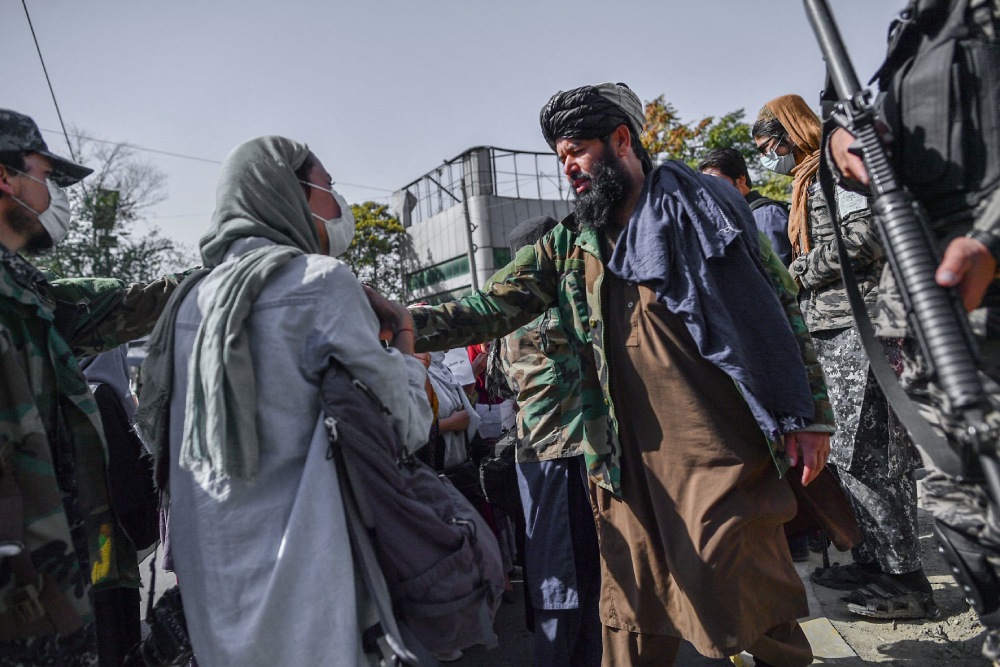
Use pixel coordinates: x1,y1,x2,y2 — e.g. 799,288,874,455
640,96,793,201
30,131,193,283
342,201,407,301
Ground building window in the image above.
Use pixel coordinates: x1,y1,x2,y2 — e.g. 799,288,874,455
406,255,470,292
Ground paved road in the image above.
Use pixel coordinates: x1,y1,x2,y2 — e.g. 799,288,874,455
460,576,730,666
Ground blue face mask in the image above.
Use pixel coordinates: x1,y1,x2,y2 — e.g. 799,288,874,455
760,149,797,175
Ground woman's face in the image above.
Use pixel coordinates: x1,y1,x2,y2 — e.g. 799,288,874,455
302,157,342,254
754,133,794,158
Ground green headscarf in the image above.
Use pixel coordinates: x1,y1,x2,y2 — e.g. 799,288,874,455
137,136,318,496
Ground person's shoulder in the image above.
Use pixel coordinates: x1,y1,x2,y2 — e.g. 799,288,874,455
259,253,362,302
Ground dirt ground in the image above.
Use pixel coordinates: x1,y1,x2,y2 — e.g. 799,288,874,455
808,499,990,666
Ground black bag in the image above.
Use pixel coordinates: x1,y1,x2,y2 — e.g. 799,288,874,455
440,459,485,508
479,436,522,517
91,384,159,551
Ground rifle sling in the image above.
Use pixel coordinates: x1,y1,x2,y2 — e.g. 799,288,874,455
817,149,964,476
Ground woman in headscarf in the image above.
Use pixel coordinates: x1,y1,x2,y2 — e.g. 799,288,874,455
141,136,431,666
753,97,936,619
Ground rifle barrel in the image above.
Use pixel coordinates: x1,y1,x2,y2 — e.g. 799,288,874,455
804,0,863,98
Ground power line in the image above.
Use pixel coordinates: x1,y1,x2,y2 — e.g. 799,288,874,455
21,0,77,161
38,127,396,193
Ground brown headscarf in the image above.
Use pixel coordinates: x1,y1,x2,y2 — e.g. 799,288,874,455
756,95,822,256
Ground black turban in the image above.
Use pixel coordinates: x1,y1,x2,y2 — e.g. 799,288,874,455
508,215,558,255
539,82,645,151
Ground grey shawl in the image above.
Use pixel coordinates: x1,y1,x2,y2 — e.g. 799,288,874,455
136,136,318,493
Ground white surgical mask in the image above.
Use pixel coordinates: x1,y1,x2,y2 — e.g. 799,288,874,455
301,181,356,257
10,170,72,245
38,180,72,245
760,149,797,175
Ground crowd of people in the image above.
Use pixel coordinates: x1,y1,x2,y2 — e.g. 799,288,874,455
4,0,1000,665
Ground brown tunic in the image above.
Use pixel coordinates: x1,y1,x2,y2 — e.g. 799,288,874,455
591,265,809,659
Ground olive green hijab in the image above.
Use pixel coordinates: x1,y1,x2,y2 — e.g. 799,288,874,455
138,136,319,496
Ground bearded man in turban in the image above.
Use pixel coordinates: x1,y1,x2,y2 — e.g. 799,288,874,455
405,82,835,666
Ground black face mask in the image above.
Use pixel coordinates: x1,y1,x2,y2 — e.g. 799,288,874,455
573,150,630,232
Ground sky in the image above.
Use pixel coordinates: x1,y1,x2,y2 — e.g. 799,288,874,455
5,0,904,252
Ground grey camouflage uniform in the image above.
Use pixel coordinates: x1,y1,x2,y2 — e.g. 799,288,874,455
794,183,925,575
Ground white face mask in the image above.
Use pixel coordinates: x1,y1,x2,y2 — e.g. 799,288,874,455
301,181,356,257
38,180,72,245
10,170,72,245
760,148,797,175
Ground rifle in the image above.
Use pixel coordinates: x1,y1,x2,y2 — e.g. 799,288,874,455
803,0,1000,500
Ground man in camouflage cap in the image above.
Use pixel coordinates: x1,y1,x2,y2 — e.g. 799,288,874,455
0,109,188,665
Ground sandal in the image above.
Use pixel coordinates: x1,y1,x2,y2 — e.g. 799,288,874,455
840,575,940,620
809,562,880,591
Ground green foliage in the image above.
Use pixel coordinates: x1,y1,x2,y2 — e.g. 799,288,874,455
342,201,407,301
30,131,193,282
641,97,792,201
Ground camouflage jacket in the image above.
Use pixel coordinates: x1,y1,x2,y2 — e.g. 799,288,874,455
0,246,185,638
496,304,591,463
413,216,834,495
787,184,884,332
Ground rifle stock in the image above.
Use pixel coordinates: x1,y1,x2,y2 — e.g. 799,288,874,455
803,0,999,492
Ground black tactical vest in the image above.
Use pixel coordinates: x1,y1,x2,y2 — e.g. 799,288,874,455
875,0,1000,223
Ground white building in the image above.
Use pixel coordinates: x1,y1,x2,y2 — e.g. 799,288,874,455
394,146,574,304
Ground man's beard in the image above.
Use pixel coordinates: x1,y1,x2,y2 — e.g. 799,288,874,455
6,202,54,254
573,154,630,232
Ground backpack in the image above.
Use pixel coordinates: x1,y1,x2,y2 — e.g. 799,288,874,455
875,0,1000,220
320,363,504,659
748,196,791,215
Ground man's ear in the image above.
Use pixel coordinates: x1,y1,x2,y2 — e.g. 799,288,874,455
613,125,632,158
0,165,16,196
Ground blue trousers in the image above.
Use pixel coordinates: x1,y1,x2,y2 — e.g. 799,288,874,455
517,456,602,667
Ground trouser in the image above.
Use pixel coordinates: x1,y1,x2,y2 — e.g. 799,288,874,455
517,457,601,667
94,587,141,667
838,465,921,575
814,329,924,575
601,621,811,667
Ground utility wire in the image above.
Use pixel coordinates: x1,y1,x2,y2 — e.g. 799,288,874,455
21,0,77,161
38,127,395,193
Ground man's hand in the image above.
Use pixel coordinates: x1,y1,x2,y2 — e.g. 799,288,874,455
363,285,415,353
363,285,412,339
470,350,488,376
784,431,830,487
936,236,997,312
829,127,869,186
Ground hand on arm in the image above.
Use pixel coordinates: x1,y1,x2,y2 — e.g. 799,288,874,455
363,285,415,354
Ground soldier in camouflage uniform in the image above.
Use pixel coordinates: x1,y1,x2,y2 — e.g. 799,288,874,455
493,216,601,667
753,95,936,619
0,110,187,666
827,0,1000,659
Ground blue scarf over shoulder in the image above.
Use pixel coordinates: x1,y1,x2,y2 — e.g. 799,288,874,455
607,161,814,440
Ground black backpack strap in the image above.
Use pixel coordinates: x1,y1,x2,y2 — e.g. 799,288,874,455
748,196,791,214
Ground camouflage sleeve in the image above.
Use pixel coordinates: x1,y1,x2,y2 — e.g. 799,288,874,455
411,243,558,353
759,235,837,431
50,270,193,357
790,203,883,293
